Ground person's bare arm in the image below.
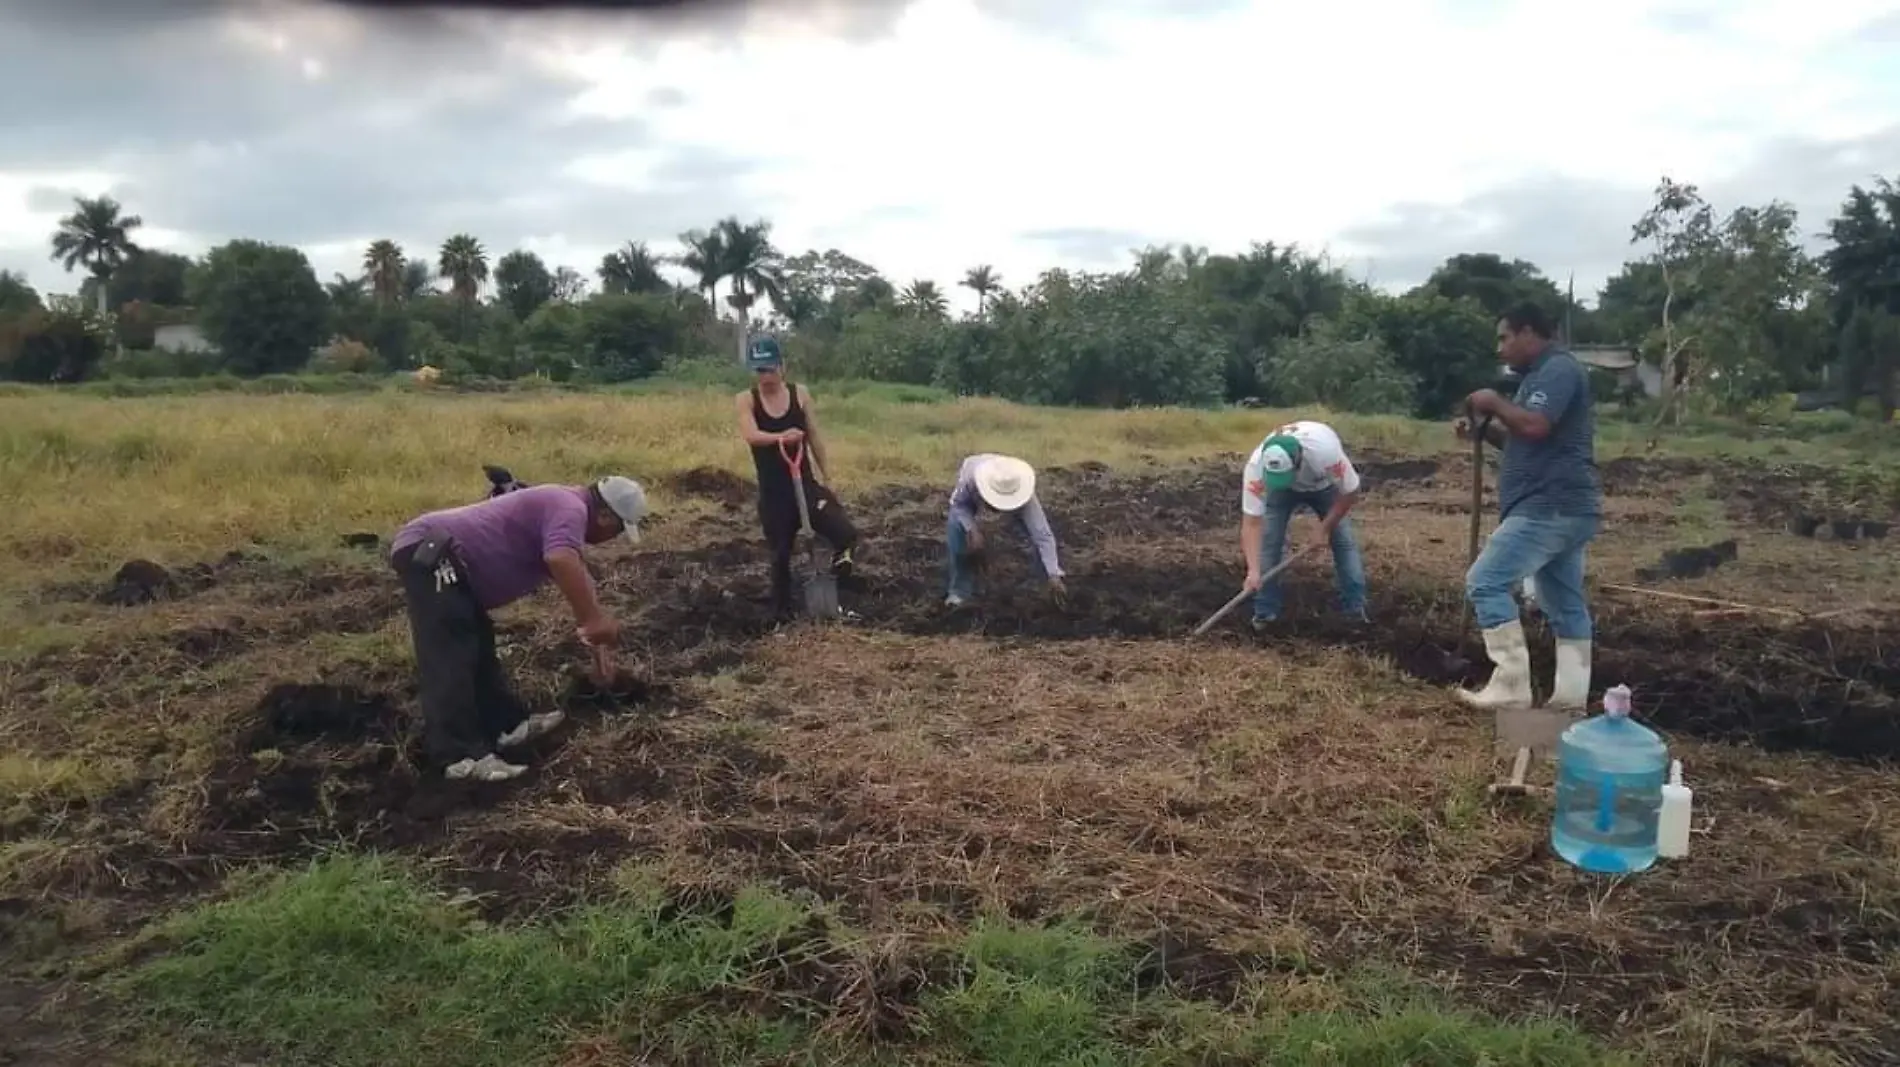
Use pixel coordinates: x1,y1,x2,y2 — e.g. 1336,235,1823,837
1241,514,1263,576
800,390,833,478
546,548,606,629
1318,489,1361,537
737,391,798,448
1489,401,1551,442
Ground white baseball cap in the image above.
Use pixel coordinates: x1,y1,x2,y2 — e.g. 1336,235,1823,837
594,476,648,542
973,455,1036,511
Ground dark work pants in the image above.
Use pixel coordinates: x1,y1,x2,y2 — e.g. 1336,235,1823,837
760,483,859,614
392,544,528,767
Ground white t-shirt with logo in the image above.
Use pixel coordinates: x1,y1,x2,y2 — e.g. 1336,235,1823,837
1240,420,1362,517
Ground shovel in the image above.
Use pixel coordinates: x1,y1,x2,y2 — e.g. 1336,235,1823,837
1191,546,1311,637
779,439,841,621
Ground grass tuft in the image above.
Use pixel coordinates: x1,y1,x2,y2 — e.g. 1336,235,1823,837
118,853,1626,1067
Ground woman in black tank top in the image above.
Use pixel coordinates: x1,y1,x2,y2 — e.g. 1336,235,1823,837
734,336,861,618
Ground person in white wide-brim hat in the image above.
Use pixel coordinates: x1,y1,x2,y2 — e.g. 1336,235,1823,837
944,453,1066,609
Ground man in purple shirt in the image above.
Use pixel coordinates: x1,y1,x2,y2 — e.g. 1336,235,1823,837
389,475,649,782
945,453,1067,609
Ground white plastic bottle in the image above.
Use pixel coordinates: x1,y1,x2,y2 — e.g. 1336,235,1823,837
1657,759,1693,859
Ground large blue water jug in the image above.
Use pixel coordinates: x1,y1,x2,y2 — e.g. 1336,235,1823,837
1551,685,1669,874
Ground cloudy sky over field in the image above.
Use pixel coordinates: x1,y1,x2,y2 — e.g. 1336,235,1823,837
0,0,1895,309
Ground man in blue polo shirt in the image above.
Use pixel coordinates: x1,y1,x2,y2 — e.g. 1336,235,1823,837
1456,302,1601,712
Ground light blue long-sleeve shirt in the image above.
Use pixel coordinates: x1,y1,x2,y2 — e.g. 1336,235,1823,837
948,454,1063,578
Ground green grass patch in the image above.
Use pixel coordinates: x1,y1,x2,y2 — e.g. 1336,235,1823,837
116,853,1629,1066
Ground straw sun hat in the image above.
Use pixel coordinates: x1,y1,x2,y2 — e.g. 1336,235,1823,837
973,455,1036,511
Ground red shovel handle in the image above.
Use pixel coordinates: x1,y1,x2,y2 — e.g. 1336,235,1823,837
778,437,805,476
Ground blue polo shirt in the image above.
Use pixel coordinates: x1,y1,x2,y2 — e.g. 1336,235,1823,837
1497,344,1600,519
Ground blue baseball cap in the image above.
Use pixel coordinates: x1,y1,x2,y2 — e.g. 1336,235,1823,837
746,335,783,371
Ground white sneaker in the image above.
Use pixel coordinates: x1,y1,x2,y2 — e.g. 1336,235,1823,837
444,753,527,782
496,710,565,750
944,594,968,609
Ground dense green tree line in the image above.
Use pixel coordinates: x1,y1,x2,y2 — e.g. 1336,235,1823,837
2,173,1895,421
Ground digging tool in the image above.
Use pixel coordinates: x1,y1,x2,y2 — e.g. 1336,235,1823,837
779,439,841,621
1190,546,1311,637
1466,411,1493,565
1488,746,1535,797
1466,407,1571,796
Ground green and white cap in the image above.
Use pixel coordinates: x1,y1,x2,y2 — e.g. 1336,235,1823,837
1259,434,1303,490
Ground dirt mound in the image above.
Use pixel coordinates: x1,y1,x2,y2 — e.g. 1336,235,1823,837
94,549,271,607
249,683,402,749
662,466,754,508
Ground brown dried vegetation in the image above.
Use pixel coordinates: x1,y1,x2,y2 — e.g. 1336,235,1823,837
2,452,1898,1065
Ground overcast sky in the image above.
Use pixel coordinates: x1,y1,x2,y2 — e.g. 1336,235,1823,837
1,0,1895,311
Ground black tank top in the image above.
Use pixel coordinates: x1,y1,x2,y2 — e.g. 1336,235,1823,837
749,383,816,500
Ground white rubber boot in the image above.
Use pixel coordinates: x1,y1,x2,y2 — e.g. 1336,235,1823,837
1549,638,1592,711
1457,620,1533,708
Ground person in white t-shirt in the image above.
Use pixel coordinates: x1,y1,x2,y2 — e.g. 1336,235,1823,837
1239,420,1369,628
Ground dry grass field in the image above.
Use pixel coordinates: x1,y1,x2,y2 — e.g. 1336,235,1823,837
2,385,1898,1066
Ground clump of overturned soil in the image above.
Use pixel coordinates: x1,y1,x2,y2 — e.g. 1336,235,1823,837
662,466,754,509
248,683,402,749
561,669,664,710
95,549,269,607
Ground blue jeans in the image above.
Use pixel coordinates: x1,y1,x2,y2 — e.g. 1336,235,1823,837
946,516,1047,599
1466,513,1599,639
1252,487,1367,620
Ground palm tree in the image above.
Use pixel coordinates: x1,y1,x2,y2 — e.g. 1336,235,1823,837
363,240,406,304
437,234,489,302
960,265,1000,314
49,196,143,316
714,217,785,363
598,241,667,295
327,273,367,310
674,227,727,309
901,279,949,319
401,260,437,301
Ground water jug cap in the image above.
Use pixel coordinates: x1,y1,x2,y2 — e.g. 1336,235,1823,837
1669,758,1683,786
1604,684,1632,718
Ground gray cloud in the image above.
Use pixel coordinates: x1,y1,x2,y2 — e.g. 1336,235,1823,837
1338,123,1900,298
0,0,845,284
1852,10,1900,43
1646,4,1720,36
1018,227,1157,269
972,0,1244,50
647,86,690,109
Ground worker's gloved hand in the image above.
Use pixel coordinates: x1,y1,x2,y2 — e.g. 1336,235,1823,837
1047,577,1068,607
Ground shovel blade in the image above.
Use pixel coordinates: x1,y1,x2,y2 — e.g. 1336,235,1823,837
1494,706,1572,759
802,574,840,618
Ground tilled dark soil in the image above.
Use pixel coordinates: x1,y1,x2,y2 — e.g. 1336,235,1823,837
4,454,1898,1065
